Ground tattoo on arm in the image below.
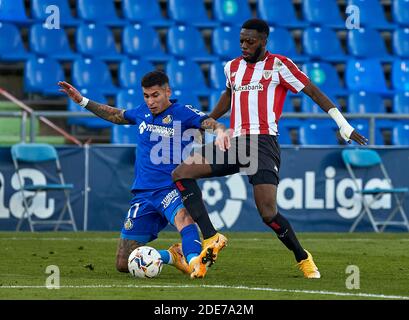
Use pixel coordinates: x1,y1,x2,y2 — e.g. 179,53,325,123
85,100,130,124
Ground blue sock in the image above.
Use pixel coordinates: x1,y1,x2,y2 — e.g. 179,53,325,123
180,224,202,264
158,250,171,264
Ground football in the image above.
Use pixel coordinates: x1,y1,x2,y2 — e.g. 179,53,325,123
128,246,163,278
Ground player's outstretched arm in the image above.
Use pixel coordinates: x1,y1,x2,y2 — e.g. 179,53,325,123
208,88,232,120
302,82,368,145
58,81,130,125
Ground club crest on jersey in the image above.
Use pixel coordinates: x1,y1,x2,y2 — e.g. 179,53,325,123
162,115,173,124
124,218,133,230
263,70,272,80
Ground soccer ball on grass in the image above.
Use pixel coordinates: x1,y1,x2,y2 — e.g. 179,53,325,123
128,246,163,278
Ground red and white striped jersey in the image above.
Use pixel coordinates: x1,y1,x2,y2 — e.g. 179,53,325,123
224,52,310,137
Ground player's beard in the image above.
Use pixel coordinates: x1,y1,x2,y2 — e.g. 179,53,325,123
245,45,263,63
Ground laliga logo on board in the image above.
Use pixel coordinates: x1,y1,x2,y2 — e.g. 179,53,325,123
201,175,247,230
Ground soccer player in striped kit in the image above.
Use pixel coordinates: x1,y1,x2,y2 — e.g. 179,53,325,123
173,19,368,278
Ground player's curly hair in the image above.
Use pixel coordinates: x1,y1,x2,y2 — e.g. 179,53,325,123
141,70,169,88
241,19,270,38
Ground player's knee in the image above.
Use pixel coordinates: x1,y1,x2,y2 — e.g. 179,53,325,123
256,200,278,222
172,165,188,181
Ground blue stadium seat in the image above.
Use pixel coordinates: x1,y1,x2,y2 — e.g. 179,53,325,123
348,91,385,113
282,97,295,113
393,28,409,58
347,119,386,145
122,0,173,28
302,62,347,96
24,57,64,95
392,123,409,145
0,22,31,62
166,59,211,97
392,59,409,92
299,120,339,145
348,28,394,62
213,0,252,26
302,0,345,29
209,61,228,90
119,58,155,89
257,0,308,29
303,27,347,62
212,25,242,61
29,23,78,61
393,0,409,27
168,0,219,28
76,23,124,62
72,58,119,95
0,0,30,24
116,88,143,110
348,0,396,30
172,90,203,110
122,24,170,63
167,25,217,62
111,125,139,144
301,94,338,113
345,59,392,95
77,0,125,27
267,27,308,63
68,88,112,129
393,92,409,113
32,0,80,26
208,90,226,112
277,119,302,145
348,119,370,145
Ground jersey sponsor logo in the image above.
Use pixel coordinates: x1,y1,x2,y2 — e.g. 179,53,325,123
162,115,173,125
138,121,175,137
161,189,180,209
263,70,273,80
233,83,264,92
139,121,147,134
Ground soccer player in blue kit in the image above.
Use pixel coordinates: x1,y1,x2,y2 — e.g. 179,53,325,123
58,71,230,278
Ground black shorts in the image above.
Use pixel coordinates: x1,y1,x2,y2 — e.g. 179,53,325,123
195,134,281,185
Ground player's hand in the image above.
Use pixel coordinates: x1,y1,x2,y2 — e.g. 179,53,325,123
214,128,231,152
340,124,368,145
349,130,368,145
58,81,82,104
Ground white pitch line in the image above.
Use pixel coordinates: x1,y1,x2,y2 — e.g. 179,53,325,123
0,284,408,300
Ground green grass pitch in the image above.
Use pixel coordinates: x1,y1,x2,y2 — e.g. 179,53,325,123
0,232,409,300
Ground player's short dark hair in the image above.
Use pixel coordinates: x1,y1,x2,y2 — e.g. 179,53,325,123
241,19,269,38
141,70,169,88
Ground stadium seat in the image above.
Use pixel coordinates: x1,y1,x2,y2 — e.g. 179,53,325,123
24,57,65,95
212,25,242,61
32,0,80,26
119,58,155,89
116,88,143,110
393,92,409,113
348,91,385,113
11,143,78,232
0,0,30,24
209,61,228,90
29,24,78,61
277,119,302,145
393,28,409,58
257,0,308,29
208,90,226,112
267,27,308,63
348,28,394,62
301,94,338,113
345,59,392,95
282,97,295,113
392,59,409,92
72,58,119,95
302,0,345,29
77,0,125,26
0,22,31,62
168,0,219,28
172,90,203,110
166,59,211,97
167,25,217,62
348,0,396,30
122,0,173,28
392,123,409,145
303,27,347,62
68,88,112,129
302,62,347,96
348,119,370,144
213,0,252,26
342,149,409,232
393,0,409,27
299,120,339,145
122,24,170,63
111,125,139,144
76,23,124,62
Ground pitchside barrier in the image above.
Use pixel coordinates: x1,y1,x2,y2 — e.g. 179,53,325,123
0,145,408,232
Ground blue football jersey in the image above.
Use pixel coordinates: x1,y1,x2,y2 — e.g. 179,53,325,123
124,100,208,191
